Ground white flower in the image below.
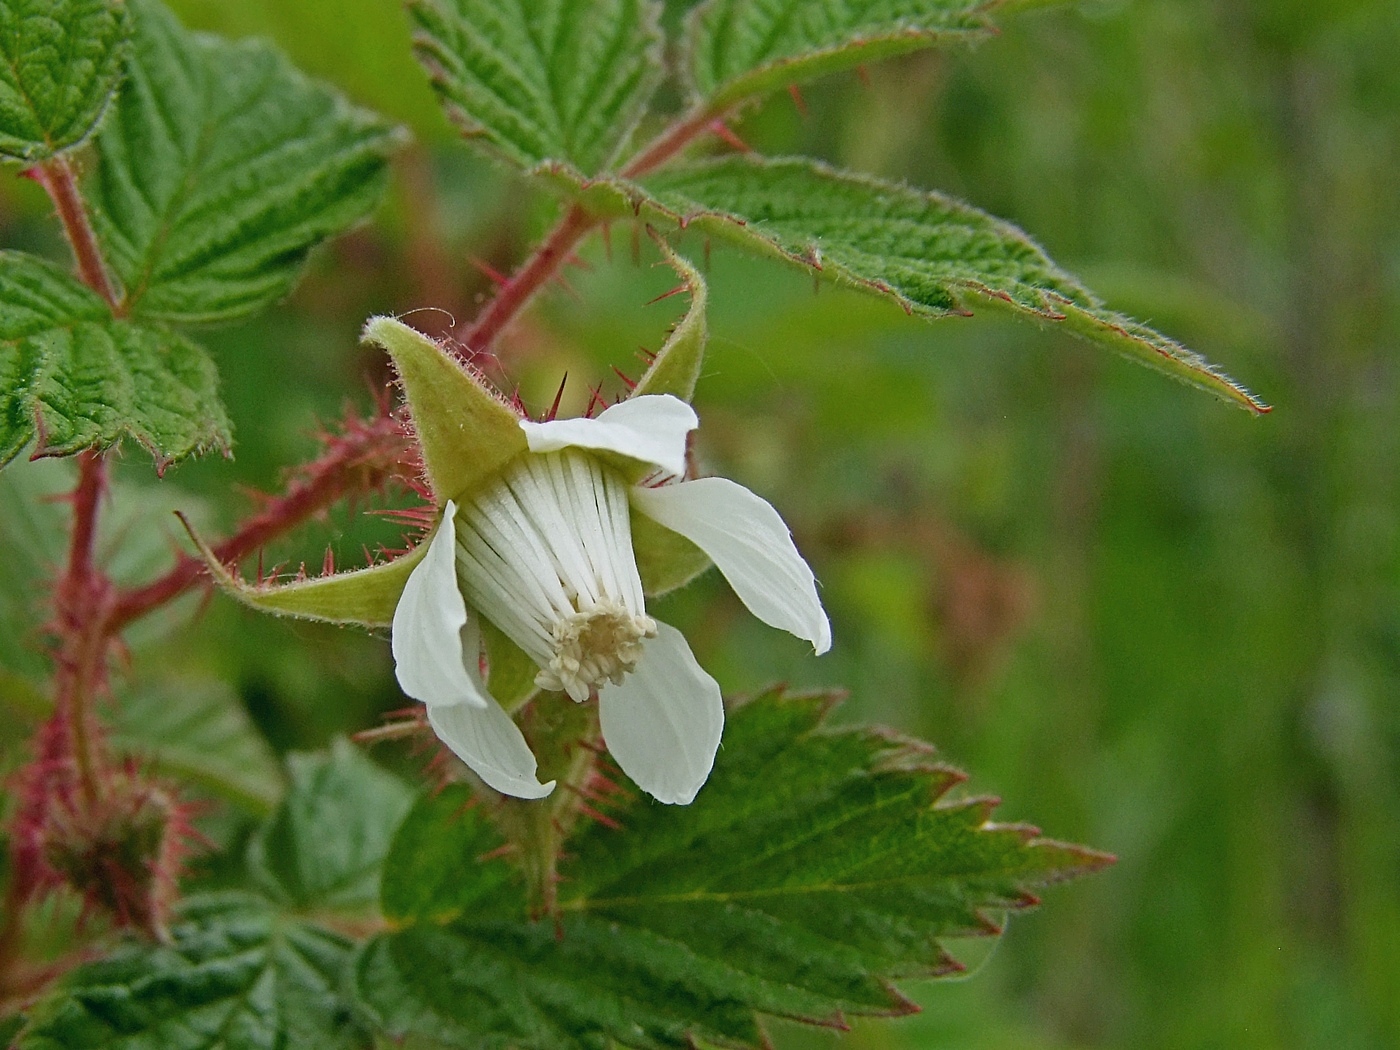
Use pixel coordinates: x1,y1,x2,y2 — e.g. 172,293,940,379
390,394,830,805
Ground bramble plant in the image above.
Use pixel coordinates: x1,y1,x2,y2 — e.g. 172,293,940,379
0,1,1268,1047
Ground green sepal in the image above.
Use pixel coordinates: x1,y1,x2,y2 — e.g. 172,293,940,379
480,617,539,712
362,315,526,505
631,504,711,597
184,512,427,627
631,236,707,402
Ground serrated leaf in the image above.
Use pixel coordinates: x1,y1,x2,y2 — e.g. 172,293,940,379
407,0,663,173
0,0,128,163
358,688,1110,1050
542,157,1268,413
0,250,230,467
13,893,370,1050
108,678,283,815
685,0,1032,109
247,739,413,913
86,0,400,323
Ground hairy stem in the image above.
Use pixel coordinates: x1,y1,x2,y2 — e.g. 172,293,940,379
52,451,111,804
463,104,724,353
31,156,120,313
109,413,411,630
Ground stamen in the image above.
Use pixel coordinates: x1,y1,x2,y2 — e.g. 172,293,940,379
454,451,655,700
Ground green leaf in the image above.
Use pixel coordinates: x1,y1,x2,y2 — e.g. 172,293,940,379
247,739,413,913
685,0,1034,109
544,157,1269,413
86,0,401,323
0,250,230,468
109,678,284,815
13,893,370,1050
407,0,663,173
358,688,1110,1050
380,784,519,924
0,0,128,163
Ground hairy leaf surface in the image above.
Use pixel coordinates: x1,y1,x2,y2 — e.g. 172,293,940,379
685,0,1037,108
13,894,369,1050
357,689,1109,1050
87,0,400,323
246,739,413,912
0,250,229,467
0,0,128,162
544,156,1268,412
408,0,662,172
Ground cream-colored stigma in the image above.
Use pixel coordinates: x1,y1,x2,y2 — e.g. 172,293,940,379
453,449,654,699
535,601,658,702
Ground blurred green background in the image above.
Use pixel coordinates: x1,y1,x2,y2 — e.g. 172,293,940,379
2,0,1398,1048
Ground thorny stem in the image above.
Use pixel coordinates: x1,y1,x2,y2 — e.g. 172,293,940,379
463,103,725,353
108,413,411,630
2,165,118,988
30,156,121,313
53,453,111,805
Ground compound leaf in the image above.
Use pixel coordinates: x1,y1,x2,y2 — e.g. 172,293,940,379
87,0,401,323
407,0,662,173
357,688,1109,1050
0,250,229,467
0,0,128,163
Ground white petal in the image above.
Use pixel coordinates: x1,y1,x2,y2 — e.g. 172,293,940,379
598,622,723,805
427,700,555,800
631,478,832,654
519,394,697,476
391,502,490,708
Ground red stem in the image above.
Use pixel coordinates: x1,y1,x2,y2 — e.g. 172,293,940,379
463,204,595,351
31,156,120,313
51,452,110,804
108,414,410,630
463,104,723,353
620,103,723,180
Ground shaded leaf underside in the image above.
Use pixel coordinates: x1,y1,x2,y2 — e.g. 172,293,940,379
359,689,1109,1050
543,155,1268,412
0,250,229,467
87,0,400,323
408,0,662,173
0,0,128,162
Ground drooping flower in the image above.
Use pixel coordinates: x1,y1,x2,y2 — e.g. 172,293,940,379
391,392,829,804
194,276,828,806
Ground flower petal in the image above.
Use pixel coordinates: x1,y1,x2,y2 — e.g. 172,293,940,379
631,478,832,654
598,622,723,805
427,700,555,800
519,394,697,476
391,502,490,709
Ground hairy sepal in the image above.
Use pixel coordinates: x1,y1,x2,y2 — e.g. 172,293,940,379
185,513,426,628
362,315,526,505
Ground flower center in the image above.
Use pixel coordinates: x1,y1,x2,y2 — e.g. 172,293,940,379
453,450,656,702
